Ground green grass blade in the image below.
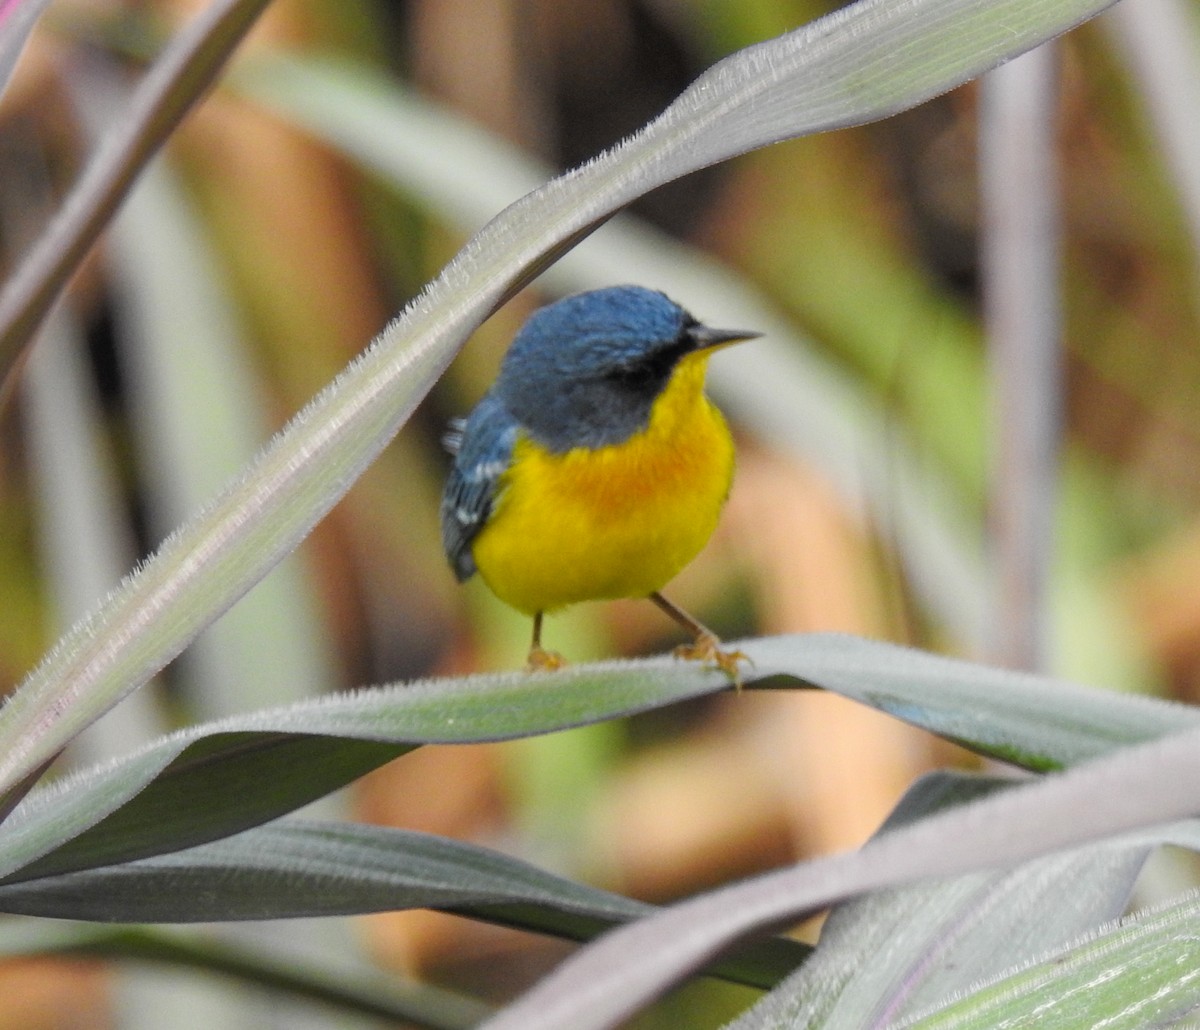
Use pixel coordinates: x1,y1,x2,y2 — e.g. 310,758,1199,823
1108,0,1200,262
980,47,1063,670
97,96,337,715
0,634,1190,1027
746,636,1196,770
21,305,169,764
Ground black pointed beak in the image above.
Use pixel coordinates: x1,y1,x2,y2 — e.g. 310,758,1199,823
686,324,762,352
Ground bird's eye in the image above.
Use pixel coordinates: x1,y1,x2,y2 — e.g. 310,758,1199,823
606,348,680,385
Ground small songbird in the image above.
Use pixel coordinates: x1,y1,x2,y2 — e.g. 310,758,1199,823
440,286,759,680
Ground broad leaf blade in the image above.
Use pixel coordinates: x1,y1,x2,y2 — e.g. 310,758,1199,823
0,820,808,991
0,658,731,882
0,635,1190,884
0,819,654,922
747,635,1197,770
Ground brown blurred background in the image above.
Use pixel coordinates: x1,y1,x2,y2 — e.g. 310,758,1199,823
1,0,1198,1025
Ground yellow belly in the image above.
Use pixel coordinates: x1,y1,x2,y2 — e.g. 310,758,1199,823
471,354,734,615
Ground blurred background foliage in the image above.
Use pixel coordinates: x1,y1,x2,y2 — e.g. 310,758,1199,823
0,0,1198,1026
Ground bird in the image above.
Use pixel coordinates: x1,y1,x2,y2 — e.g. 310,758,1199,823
440,285,759,682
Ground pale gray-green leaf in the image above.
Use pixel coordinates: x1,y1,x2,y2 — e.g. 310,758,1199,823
0,656,731,883
900,889,1200,1029
746,635,1196,770
0,635,1189,885
479,721,1200,1030
726,773,1150,1028
2,634,1189,886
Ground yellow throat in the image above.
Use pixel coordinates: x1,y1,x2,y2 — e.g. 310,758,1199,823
470,350,735,615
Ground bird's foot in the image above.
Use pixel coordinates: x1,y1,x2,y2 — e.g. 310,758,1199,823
672,632,751,689
526,645,567,673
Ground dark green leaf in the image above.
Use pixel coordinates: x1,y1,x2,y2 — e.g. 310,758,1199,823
746,635,1196,770
0,658,730,883
0,820,807,991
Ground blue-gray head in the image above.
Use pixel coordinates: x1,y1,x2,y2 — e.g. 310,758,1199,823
494,286,757,452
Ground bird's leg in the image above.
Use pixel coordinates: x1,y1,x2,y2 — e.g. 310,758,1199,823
526,611,566,672
649,592,749,688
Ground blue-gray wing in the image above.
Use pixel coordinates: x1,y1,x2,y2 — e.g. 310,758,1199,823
440,393,518,581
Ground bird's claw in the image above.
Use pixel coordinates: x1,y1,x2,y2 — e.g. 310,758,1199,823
526,645,567,673
672,632,751,689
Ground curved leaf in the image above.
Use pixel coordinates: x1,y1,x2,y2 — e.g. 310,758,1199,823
477,719,1200,1030
0,635,1188,885
0,656,731,883
726,773,1150,1028
745,635,1195,770
0,820,808,991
